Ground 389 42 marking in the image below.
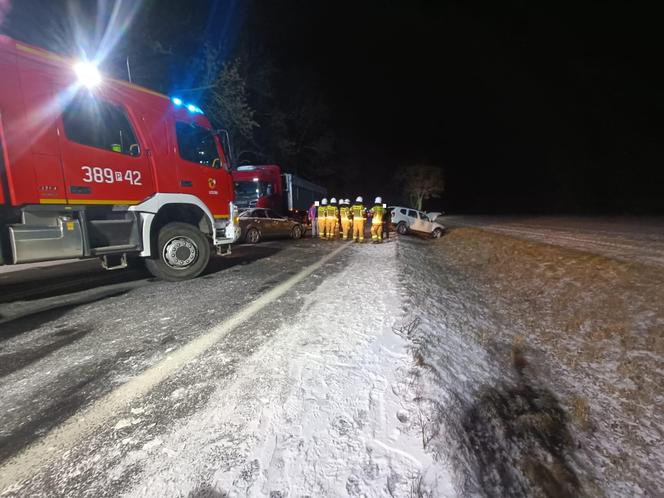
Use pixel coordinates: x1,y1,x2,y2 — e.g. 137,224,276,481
81,166,142,185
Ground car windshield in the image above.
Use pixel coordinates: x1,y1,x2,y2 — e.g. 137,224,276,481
234,181,270,199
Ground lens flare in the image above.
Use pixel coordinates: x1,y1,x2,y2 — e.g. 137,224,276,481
74,62,102,88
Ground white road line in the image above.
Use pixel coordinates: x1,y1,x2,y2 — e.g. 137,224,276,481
0,243,350,493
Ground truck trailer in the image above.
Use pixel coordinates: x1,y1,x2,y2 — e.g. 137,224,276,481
0,36,239,281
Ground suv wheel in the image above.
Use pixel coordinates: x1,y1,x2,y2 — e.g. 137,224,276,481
432,228,443,239
396,221,408,235
145,222,210,281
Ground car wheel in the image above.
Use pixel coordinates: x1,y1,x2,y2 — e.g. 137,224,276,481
432,228,443,239
396,222,408,235
145,222,210,281
245,227,261,244
291,224,303,239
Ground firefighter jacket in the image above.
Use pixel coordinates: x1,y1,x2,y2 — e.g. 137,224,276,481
371,204,385,224
351,203,365,219
317,205,327,219
339,205,351,220
326,205,339,219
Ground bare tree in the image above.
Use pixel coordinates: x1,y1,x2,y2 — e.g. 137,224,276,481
177,45,261,165
398,165,445,210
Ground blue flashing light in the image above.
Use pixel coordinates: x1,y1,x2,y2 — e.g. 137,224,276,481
186,104,204,114
171,97,203,114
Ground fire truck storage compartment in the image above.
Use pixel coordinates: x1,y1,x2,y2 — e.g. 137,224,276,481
8,207,142,264
85,208,141,254
9,210,83,264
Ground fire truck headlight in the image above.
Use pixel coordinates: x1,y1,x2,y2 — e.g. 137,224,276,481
74,62,101,88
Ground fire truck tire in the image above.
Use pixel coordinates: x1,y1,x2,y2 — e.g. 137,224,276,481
145,222,210,281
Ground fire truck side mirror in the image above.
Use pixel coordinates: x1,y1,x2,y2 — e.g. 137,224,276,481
129,144,141,157
215,129,234,168
212,158,221,169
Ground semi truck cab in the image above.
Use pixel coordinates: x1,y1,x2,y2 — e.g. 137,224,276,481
232,165,326,223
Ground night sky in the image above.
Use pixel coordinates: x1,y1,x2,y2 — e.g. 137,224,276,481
2,1,662,213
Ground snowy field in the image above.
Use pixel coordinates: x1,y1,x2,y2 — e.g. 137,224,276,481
401,224,663,496
445,215,664,268
1,224,663,496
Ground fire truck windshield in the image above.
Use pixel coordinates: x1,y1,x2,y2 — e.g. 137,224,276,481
234,181,271,199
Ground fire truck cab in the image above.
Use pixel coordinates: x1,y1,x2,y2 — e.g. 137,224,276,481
0,37,239,281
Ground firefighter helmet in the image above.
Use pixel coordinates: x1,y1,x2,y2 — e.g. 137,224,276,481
345,199,351,205
375,196,382,204
355,196,363,203
321,198,328,205
330,197,337,204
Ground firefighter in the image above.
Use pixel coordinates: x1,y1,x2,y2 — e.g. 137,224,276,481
318,198,328,239
327,198,339,239
370,196,385,243
351,196,365,242
339,199,352,240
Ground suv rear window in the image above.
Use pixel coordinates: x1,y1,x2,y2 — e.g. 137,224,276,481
63,93,139,155
176,122,220,168
408,210,417,218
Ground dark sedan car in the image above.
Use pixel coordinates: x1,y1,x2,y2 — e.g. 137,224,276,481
238,208,304,244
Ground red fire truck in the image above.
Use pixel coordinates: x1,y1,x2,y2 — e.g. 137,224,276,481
0,37,239,281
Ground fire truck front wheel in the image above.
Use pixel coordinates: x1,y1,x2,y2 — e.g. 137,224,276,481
145,222,210,281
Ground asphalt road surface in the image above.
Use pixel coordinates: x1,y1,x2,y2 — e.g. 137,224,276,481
0,239,351,493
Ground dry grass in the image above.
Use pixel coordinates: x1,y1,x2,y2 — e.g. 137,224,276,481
432,226,664,492
569,395,591,431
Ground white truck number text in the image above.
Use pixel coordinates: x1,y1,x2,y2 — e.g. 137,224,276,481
81,166,142,185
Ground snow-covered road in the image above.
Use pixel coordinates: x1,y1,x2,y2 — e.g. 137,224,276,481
0,239,454,497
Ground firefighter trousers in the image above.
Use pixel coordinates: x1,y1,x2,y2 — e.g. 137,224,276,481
353,219,365,242
326,217,338,239
340,219,351,240
318,218,326,239
371,223,383,241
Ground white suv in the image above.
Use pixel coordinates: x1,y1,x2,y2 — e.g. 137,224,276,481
390,206,446,239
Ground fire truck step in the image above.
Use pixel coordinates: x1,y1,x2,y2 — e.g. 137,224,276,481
91,244,140,256
101,254,128,271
